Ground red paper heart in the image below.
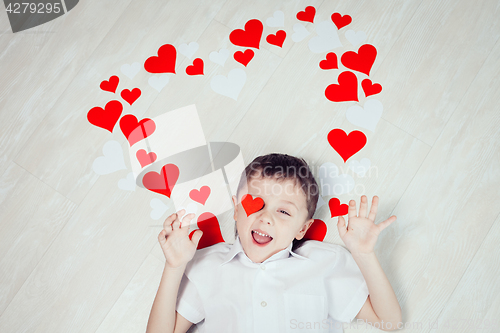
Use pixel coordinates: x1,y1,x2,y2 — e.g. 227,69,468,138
319,52,338,70
119,115,156,146
229,19,263,49
328,198,349,217
144,44,176,74
186,58,204,75
121,88,141,105
361,79,382,97
303,219,327,241
266,30,286,47
241,194,265,216
296,6,315,23
189,212,225,249
100,75,119,93
341,44,377,76
234,49,254,67
142,163,179,198
327,128,367,163
331,13,352,30
87,100,123,133
136,149,157,168
325,71,358,102
189,186,211,205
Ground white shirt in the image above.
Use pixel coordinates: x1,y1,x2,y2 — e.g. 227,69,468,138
176,235,369,333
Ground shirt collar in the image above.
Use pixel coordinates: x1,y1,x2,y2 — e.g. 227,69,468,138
220,235,309,266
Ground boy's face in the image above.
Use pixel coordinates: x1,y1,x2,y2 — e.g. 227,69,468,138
232,175,315,263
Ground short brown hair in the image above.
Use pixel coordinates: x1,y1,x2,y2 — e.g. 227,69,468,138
236,153,319,221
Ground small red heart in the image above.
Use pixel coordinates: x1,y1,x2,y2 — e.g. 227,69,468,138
189,212,225,249
325,71,358,102
266,30,286,48
229,19,263,49
303,219,327,241
327,128,367,163
361,79,382,97
331,13,352,30
341,44,377,76
87,100,123,133
328,198,349,217
121,88,141,105
241,194,265,216
100,75,119,93
185,58,204,75
142,163,179,198
144,44,176,74
319,52,338,70
136,149,157,168
119,115,156,146
296,6,316,23
189,186,211,205
234,49,254,67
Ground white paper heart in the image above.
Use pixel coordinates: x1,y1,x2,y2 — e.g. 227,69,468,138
148,74,169,92
150,198,169,220
120,62,141,80
345,30,367,47
209,48,230,67
118,172,136,191
308,20,342,53
318,162,355,196
92,140,127,175
345,99,383,132
291,23,310,42
178,42,199,59
348,158,371,177
210,68,246,100
266,10,284,27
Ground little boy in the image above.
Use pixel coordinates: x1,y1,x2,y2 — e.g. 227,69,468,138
147,153,402,333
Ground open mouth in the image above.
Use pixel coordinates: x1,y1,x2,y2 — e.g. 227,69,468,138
251,230,273,246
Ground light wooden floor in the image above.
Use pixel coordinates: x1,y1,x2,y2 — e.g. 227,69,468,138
1,0,499,332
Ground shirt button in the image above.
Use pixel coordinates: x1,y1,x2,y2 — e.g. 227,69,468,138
260,265,266,270
261,301,267,307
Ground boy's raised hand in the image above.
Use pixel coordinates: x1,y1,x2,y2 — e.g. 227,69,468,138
158,209,203,269
337,195,397,256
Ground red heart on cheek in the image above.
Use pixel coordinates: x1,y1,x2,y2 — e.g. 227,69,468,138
189,212,225,249
303,219,327,241
241,194,265,216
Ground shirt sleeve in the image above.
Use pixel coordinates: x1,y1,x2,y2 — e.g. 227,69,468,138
325,245,370,323
176,272,205,324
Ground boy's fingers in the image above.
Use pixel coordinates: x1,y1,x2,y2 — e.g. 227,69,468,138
190,229,203,247
368,196,379,221
158,229,167,244
337,216,347,239
172,209,186,229
359,195,368,218
348,200,357,219
180,213,196,230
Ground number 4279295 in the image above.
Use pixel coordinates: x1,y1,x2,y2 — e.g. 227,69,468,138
5,2,62,14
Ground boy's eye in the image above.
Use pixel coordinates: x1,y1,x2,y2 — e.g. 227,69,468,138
279,210,290,216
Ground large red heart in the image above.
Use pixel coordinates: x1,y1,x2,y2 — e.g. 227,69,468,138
362,79,382,97
296,6,315,23
266,30,286,48
136,149,157,168
341,44,377,76
234,49,254,67
186,58,204,75
121,88,141,105
100,75,119,93
189,212,225,249
229,19,263,49
119,115,156,146
325,71,358,102
327,128,367,163
331,13,352,30
241,194,265,216
142,163,179,198
319,52,338,70
303,219,327,241
87,100,123,133
189,186,211,205
328,198,349,217
144,44,177,74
